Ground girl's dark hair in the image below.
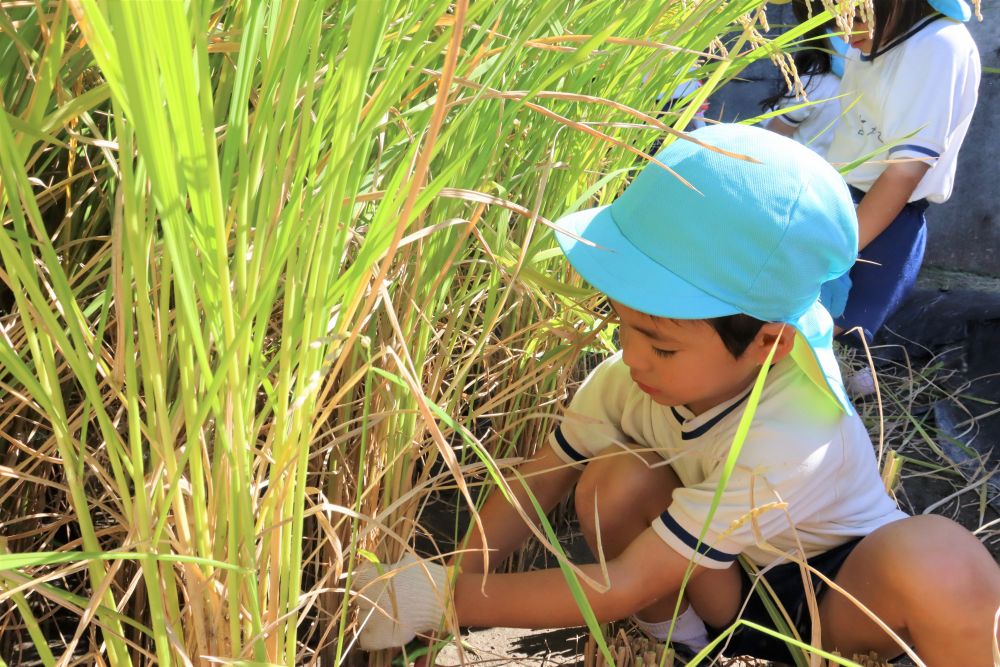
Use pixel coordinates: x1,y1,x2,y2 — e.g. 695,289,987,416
706,313,767,358
760,0,834,112
867,0,938,60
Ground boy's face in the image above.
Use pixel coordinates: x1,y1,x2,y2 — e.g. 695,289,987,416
611,301,768,416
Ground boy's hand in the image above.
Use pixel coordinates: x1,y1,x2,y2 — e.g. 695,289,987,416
353,554,450,650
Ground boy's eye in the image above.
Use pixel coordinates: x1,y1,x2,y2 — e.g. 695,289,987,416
653,348,676,359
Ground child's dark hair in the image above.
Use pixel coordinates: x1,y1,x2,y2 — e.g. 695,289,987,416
866,0,938,60
605,300,766,359
707,314,767,358
760,0,834,112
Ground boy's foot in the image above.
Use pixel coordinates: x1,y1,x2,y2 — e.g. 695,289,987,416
631,607,709,652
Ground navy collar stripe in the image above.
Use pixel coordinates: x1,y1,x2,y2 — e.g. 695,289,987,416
860,15,942,61
673,389,753,441
658,512,738,563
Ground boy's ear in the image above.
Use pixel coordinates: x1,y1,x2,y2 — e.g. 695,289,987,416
750,322,795,364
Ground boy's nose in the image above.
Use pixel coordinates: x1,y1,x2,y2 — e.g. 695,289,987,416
621,344,651,373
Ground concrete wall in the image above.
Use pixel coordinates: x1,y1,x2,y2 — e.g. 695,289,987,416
930,0,999,274
708,1,1000,276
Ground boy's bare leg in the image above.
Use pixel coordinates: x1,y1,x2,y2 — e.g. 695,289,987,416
574,445,741,627
820,514,1000,666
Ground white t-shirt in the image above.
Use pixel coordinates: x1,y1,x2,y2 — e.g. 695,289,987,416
549,352,906,569
774,72,842,158
826,17,981,203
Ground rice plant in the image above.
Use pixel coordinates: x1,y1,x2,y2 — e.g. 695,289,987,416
0,1,866,665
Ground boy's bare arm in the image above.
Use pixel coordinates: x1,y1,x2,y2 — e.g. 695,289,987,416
453,525,704,628
856,160,930,250
458,444,581,573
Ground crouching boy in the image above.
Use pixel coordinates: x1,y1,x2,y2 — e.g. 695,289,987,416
352,124,1000,666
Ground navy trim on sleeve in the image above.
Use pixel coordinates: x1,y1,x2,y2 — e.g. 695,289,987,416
658,511,739,563
553,426,589,463
890,144,941,158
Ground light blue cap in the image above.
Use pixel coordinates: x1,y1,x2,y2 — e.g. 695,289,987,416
554,124,858,413
928,0,972,21
825,29,848,78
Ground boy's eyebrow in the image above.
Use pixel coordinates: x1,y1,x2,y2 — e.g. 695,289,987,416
631,322,679,344
608,304,681,344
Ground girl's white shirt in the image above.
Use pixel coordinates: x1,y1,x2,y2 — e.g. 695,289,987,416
826,17,981,203
774,71,843,158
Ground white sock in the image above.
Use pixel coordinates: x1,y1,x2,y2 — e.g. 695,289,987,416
632,605,710,651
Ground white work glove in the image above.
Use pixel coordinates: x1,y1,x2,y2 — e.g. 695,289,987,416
352,553,450,650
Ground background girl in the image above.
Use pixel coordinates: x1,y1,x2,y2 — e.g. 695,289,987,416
763,0,847,157
824,0,981,347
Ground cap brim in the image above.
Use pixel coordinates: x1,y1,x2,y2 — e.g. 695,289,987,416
928,0,972,21
556,205,853,416
554,205,740,319
789,301,853,415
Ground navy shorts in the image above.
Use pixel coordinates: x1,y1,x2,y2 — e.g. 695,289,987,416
705,538,862,664
835,186,928,347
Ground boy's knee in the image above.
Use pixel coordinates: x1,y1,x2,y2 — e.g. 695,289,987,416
874,515,1000,603
574,459,630,528
925,519,996,587
897,516,988,567
825,516,999,661
574,450,677,529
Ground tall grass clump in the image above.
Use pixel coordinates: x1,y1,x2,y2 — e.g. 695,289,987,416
0,1,863,665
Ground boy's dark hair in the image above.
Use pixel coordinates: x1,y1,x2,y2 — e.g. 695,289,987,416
867,0,938,60
605,300,766,359
707,313,767,358
761,0,834,112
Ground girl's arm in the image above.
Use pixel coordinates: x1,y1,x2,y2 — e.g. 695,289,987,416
456,444,582,574
453,525,704,627
765,116,797,138
856,160,930,250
